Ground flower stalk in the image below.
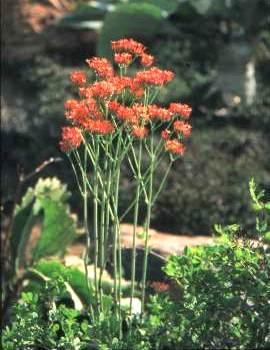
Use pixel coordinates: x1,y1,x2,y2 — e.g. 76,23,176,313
59,38,192,332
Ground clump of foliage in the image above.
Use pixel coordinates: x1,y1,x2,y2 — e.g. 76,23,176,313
2,284,92,350
144,178,270,349
3,179,269,349
2,176,77,322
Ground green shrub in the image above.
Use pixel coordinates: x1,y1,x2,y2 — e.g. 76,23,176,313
145,237,270,349
144,179,270,349
3,179,270,349
2,289,92,350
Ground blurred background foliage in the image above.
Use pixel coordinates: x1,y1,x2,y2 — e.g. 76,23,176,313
2,0,270,235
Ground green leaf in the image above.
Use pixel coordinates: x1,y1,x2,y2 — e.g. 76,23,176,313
97,2,164,58
263,231,270,243
10,177,76,271
11,202,36,271
32,198,75,261
129,0,179,15
264,202,270,210
32,260,94,305
57,2,109,29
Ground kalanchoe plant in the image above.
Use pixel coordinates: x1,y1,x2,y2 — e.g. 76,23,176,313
59,38,192,335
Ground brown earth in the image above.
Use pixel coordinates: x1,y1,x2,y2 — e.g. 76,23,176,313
67,223,213,259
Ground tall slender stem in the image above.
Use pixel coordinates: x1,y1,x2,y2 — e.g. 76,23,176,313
112,131,123,339
98,142,109,311
130,140,142,315
114,165,122,338
82,147,95,319
102,163,112,274
141,133,154,316
93,141,100,311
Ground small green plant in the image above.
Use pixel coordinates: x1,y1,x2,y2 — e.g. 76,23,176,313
2,286,92,350
2,172,77,324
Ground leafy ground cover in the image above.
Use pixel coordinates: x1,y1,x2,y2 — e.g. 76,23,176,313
2,174,270,349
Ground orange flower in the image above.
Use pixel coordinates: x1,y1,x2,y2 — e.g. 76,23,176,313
114,53,133,65
151,281,170,293
161,129,170,140
84,120,115,135
173,121,192,137
116,105,138,124
70,71,87,85
59,127,82,152
64,99,79,110
86,57,114,79
135,67,174,86
140,53,154,66
108,100,120,113
132,103,150,122
148,104,172,121
132,126,149,138
87,81,115,98
110,76,133,94
165,139,185,155
129,79,145,97
86,98,103,120
169,103,192,119
111,38,145,56
65,101,89,125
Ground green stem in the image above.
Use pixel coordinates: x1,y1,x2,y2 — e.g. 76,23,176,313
111,132,123,338
93,141,100,311
130,140,142,315
152,160,173,204
82,147,95,319
102,163,112,274
115,166,122,339
141,133,155,316
98,142,110,311
67,154,84,197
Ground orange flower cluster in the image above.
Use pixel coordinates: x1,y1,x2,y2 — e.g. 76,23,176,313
86,57,114,79
161,129,171,140
59,127,82,152
173,120,192,137
60,38,192,155
135,67,174,86
111,38,145,56
165,139,186,155
70,71,87,85
169,103,192,119
84,119,115,135
140,53,154,67
132,126,149,138
148,104,172,121
112,38,154,68
114,53,133,66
